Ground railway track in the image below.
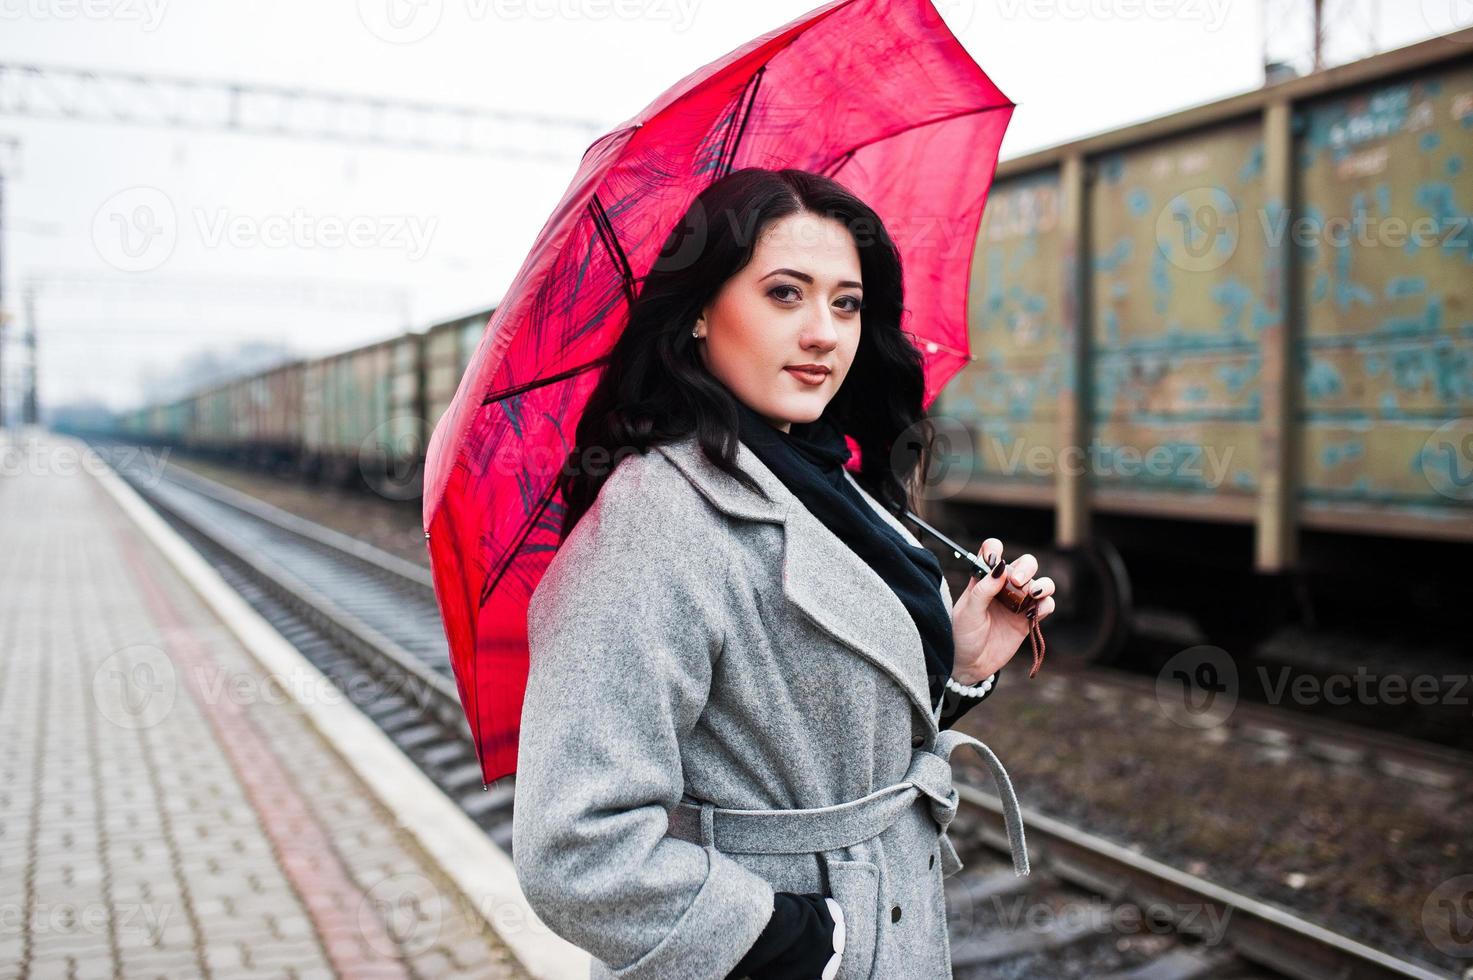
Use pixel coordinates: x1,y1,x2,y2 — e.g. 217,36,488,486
1032,661,1471,796
91,440,1456,980
951,795,1451,979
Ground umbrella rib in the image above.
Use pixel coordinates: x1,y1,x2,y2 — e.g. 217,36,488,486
588,194,637,307
478,477,559,610
818,101,1016,177
479,355,608,406
823,149,855,179
717,65,765,179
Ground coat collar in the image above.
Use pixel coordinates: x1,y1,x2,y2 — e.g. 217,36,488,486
653,432,942,732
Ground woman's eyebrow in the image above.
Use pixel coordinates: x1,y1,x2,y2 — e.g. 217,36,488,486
760,268,863,290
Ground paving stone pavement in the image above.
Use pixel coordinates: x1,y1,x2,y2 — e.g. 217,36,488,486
0,432,531,980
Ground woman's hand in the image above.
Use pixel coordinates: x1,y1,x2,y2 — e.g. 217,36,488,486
949,538,1057,685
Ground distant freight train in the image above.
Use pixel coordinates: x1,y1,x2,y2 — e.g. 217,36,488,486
115,29,1473,659
116,306,491,502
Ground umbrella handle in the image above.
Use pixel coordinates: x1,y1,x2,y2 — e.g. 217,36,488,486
897,506,1046,678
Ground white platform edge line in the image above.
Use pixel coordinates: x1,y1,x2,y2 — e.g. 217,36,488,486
84,437,590,980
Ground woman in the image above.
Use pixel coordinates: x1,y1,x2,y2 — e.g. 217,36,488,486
513,167,1055,979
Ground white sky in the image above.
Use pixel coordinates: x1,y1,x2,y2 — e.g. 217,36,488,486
1,0,1467,412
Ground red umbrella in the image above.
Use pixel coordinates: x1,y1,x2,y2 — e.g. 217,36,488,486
423,0,1015,785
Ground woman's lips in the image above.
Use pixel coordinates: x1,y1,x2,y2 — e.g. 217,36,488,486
784,367,829,386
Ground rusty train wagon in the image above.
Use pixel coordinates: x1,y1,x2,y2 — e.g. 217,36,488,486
929,30,1473,660
423,306,496,433
112,306,497,498
134,399,193,448
301,332,422,495
167,363,303,470
244,361,306,471
191,379,242,458
159,400,195,448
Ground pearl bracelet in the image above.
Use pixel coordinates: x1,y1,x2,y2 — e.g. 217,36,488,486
944,671,996,698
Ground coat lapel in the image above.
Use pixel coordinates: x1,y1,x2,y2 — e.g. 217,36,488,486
653,433,940,732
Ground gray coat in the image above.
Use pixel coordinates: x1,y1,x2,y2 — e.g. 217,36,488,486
513,431,1030,979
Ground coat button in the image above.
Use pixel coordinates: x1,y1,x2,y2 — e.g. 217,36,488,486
891,904,902,923
910,734,924,747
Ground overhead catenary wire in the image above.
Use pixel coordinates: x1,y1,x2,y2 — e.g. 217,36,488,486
0,62,609,160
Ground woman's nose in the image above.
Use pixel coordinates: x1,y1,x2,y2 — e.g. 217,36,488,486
801,308,840,350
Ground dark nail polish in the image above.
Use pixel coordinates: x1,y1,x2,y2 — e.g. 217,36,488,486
991,560,1006,578
983,552,997,569
1032,584,1044,597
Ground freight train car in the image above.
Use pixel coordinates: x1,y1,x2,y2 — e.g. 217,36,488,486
158,397,195,449
247,360,306,471
301,332,421,494
929,28,1473,659
112,398,194,457
163,361,304,471
341,307,495,500
424,307,495,430
115,306,497,501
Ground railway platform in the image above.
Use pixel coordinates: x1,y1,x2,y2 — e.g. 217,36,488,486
0,429,578,980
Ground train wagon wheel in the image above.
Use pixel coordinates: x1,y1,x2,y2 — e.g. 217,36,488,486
1039,538,1133,666
1191,571,1290,659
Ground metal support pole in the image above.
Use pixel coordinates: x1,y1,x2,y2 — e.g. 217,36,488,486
1256,99,1299,572
0,171,6,430
23,285,36,425
1056,153,1092,548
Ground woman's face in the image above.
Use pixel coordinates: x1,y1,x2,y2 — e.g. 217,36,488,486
695,211,862,433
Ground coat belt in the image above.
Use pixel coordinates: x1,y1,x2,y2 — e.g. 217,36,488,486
666,729,1030,878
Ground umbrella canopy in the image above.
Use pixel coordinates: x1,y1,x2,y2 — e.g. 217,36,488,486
423,0,1014,785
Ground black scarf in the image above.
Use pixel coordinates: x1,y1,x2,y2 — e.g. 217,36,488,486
732,399,954,711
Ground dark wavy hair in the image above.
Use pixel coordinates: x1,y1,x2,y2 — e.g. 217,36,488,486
555,166,937,543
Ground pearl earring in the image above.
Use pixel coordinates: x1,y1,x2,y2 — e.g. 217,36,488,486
692,326,701,339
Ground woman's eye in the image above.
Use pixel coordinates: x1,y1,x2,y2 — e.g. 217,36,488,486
769,285,861,313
